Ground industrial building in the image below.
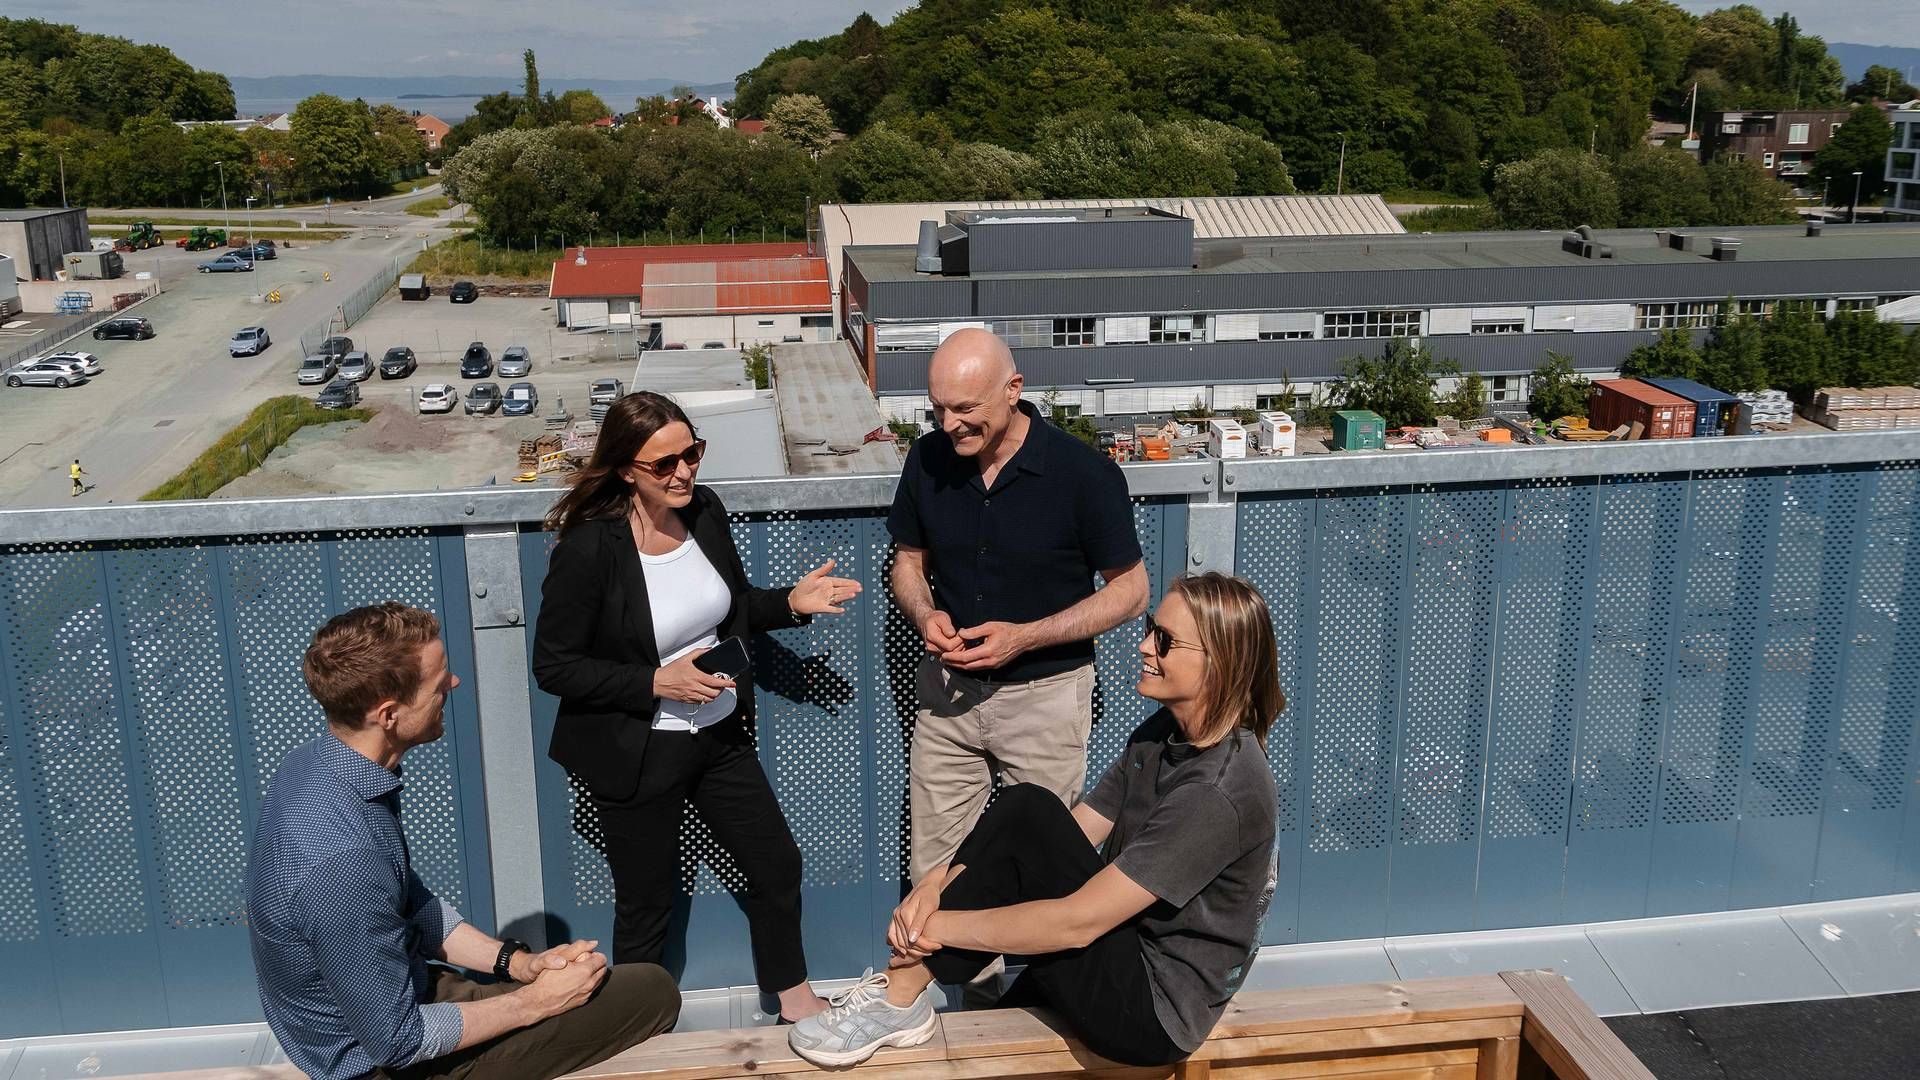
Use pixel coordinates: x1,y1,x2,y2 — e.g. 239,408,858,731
1890,107,1920,219
840,208,1920,422
0,207,90,282
547,242,832,349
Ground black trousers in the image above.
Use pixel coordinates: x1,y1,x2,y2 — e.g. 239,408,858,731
592,715,808,994
923,784,1186,1067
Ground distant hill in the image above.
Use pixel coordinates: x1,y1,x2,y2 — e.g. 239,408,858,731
1828,43,1920,86
224,74,735,103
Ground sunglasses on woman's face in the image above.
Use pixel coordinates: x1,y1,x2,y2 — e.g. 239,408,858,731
1142,613,1205,658
631,439,707,479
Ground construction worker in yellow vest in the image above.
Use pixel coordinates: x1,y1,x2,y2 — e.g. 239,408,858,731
71,459,87,497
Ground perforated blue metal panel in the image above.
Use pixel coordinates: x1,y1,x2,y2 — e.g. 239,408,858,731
525,499,1184,988
0,531,490,1038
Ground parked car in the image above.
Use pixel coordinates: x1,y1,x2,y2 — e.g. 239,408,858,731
701,340,727,349
588,377,624,405
229,326,271,356
93,317,155,341
315,378,362,409
379,346,418,379
449,281,478,303
417,383,457,413
319,335,353,360
502,381,540,417
337,351,374,382
296,354,337,385
3,359,88,388
663,341,688,350
498,345,532,378
237,240,277,261
464,382,502,414
44,351,105,377
460,342,492,378
198,252,254,273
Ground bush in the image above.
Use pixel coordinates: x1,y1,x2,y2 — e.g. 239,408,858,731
142,396,373,501
1398,205,1499,232
405,237,556,281
406,196,451,217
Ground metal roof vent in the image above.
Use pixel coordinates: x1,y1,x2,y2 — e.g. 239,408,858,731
914,220,942,273
1561,226,1614,259
1710,237,1741,261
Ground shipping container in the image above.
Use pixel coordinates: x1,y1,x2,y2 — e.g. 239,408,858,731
1206,418,1247,459
1587,379,1696,439
1642,376,1740,437
1256,411,1296,456
399,274,431,300
1331,409,1386,451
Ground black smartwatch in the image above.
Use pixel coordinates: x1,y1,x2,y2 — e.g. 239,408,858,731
493,938,530,982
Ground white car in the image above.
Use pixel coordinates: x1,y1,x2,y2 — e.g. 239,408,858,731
43,351,104,377
417,383,457,413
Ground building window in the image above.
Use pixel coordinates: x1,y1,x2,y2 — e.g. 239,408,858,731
989,318,1053,349
801,314,833,328
1835,297,1877,312
1323,309,1421,339
1149,315,1195,343
1491,375,1510,402
1470,319,1525,334
756,318,775,328
1635,301,1719,329
1052,317,1096,347
1762,151,1775,168
1788,122,1809,144
1258,329,1314,341
1831,122,1843,137
1736,299,1777,318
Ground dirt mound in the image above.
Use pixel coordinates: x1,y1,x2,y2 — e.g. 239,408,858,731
352,405,446,454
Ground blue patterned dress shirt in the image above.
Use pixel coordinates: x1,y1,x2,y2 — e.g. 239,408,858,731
247,734,466,1080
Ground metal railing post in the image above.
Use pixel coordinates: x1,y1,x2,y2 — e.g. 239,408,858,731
460,522,547,948
1185,459,1237,574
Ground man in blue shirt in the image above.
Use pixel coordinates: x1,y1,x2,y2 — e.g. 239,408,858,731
248,602,679,1080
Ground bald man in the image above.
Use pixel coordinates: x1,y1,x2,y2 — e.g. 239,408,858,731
888,329,1148,882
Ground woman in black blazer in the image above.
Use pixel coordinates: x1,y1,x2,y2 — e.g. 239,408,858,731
533,391,862,1023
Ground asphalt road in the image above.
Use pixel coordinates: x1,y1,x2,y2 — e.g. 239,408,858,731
0,228,451,507
92,183,451,230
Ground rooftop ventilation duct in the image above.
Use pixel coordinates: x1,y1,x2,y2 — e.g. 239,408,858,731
914,220,942,273
1561,226,1614,259
1710,237,1741,261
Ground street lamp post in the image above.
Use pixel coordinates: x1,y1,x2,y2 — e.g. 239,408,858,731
1849,170,1864,225
214,160,232,250
57,151,68,209
245,195,257,251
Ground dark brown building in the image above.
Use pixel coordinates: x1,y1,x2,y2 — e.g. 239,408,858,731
1702,109,1853,189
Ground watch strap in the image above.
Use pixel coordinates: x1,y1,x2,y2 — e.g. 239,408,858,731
494,938,529,982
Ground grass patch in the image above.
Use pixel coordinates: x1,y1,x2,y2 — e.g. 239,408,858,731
407,196,452,217
405,236,554,281
91,214,309,228
1379,188,1490,205
141,396,374,502
1398,204,1501,232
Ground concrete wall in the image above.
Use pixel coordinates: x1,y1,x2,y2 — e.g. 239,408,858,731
16,278,157,313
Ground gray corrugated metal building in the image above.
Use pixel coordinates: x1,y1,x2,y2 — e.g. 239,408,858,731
0,208,91,282
842,214,1920,420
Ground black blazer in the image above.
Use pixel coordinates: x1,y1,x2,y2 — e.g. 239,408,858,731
532,485,806,801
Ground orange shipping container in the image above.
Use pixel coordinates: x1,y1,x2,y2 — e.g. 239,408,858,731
1588,379,1697,439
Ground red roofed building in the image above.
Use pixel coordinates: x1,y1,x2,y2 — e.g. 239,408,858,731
549,243,834,348
735,119,766,135
413,114,451,151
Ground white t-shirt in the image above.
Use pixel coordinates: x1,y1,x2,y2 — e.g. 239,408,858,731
640,537,736,731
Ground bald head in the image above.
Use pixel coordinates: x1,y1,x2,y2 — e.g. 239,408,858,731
926,328,1025,459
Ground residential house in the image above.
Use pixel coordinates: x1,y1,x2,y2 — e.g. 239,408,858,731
413,114,451,152
548,242,833,348
1701,108,1853,188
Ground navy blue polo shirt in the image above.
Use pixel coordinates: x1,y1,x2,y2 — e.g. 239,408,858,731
888,400,1142,680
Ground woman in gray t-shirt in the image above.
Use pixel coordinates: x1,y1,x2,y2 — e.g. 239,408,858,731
787,573,1283,1069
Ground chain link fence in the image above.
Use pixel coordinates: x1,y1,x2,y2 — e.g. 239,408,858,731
0,282,162,377
296,256,405,358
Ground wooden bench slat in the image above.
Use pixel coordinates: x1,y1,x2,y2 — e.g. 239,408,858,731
1206,1045,1477,1079
1194,1017,1521,1061
1211,975,1521,1039
570,1021,948,1079
1499,970,1654,1080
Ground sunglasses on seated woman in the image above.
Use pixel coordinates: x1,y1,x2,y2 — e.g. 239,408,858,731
631,439,708,479
1142,613,1205,658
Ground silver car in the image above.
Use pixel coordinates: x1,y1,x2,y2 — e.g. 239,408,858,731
230,326,271,356
43,351,105,377
337,351,374,382
296,354,338,385
4,359,89,388
498,345,532,378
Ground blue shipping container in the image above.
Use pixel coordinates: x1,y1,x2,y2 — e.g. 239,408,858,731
1643,376,1741,437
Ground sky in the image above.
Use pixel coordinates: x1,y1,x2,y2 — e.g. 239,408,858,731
10,2,1913,82
10,0,920,81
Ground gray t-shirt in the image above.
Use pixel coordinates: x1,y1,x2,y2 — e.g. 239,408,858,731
1084,709,1278,1052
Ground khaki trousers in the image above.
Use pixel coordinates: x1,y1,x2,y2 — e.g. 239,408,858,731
371,964,680,1080
908,657,1095,882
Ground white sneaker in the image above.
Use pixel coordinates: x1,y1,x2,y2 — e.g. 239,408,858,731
787,969,937,1067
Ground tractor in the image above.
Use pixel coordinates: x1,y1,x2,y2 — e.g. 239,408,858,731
176,225,228,251
116,220,163,251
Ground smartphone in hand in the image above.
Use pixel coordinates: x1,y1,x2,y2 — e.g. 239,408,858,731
693,637,751,680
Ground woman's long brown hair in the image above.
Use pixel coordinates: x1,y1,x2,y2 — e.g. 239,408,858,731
545,391,696,533
1167,573,1285,747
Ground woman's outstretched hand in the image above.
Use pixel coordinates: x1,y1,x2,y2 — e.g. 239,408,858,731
787,559,864,616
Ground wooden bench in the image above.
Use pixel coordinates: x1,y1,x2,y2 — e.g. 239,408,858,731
110,970,1654,1080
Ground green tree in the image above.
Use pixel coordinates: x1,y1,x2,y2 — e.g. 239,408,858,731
1828,309,1919,387
1528,352,1592,421
1622,327,1703,380
553,89,610,124
1703,154,1794,223
1697,305,1770,392
1492,149,1619,229
943,142,1037,199
1443,373,1489,419
1847,65,1920,104
370,102,427,177
522,49,542,121
1611,145,1712,227
765,93,834,157
828,121,945,202
1761,301,1831,405
1812,102,1894,203
1331,338,1457,428
290,93,380,198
